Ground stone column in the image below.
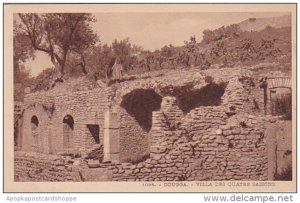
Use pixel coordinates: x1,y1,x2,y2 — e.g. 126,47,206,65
15,117,23,151
103,108,120,163
103,110,110,161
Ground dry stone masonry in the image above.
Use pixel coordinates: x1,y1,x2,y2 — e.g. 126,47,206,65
14,67,292,181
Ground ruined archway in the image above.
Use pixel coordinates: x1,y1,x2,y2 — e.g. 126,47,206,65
121,89,162,132
31,116,39,150
63,115,74,148
265,77,292,118
176,83,227,114
270,88,292,119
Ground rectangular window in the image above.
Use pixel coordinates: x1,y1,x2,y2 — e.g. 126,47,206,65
87,124,100,144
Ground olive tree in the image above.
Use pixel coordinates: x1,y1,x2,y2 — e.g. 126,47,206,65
18,13,98,78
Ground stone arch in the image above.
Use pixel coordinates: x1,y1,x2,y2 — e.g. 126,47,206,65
265,77,292,117
63,114,74,148
30,115,39,151
31,115,39,128
120,89,162,132
176,83,227,114
268,77,292,89
118,88,162,163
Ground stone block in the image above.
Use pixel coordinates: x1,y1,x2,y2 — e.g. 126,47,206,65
145,163,154,168
141,168,151,173
215,129,223,135
232,128,241,135
124,169,133,175
150,160,158,165
87,159,100,168
175,163,183,167
136,163,144,169
133,168,140,173
160,164,168,168
251,120,257,124
223,130,232,136
150,146,167,154
150,154,163,160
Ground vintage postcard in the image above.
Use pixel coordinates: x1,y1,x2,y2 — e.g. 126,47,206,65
3,3,297,192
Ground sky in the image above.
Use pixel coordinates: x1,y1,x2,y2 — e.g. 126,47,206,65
21,12,288,76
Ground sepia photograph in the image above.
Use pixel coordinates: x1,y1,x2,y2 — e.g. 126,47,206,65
3,3,297,192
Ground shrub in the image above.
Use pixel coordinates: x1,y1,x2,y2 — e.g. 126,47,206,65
274,163,292,181
239,121,247,128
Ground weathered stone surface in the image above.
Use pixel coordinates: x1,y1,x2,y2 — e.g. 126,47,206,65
73,160,81,166
232,128,241,135
16,67,288,183
136,163,144,169
87,160,100,168
215,129,223,135
150,146,167,154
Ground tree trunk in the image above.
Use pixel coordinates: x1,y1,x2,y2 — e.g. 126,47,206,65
50,56,64,79
80,64,88,75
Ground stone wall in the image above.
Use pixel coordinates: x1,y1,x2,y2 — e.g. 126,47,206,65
222,75,265,116
119,108,150,163
21,87,110,154
52,89,109,152
14,151,79,182
107,90,273,181
110,67,257,164
110,109,271,181
17,67,290,182
22,104,53,153
239,76,265,116
266,120,292,180
14,147,113,182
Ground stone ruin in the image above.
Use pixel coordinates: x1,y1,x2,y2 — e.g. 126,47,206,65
14,67,292,181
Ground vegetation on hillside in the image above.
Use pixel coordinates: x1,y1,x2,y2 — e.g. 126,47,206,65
14,14,292,101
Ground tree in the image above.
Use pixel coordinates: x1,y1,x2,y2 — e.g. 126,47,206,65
131,44,143,55
13,20,35,65
111,38,143,71
161,44,176,58
85,44,115,80
18,13,99,79
31,67,57,92
111,38,132,70
13,20,35,101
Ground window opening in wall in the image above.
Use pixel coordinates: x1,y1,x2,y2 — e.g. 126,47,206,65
87,124,100,144
31,116,39,149
63,115,74,148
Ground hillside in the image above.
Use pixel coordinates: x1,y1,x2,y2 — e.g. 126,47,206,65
20,15,292,96
199,26,291,66
238,15,291,32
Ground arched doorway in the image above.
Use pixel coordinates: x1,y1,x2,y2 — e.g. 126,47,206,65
31,116,39,151
120,89,162,132
63,115,74,148
119,89,162,163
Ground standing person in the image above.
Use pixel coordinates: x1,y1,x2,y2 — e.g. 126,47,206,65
112,57,123,82
105,65,112,84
